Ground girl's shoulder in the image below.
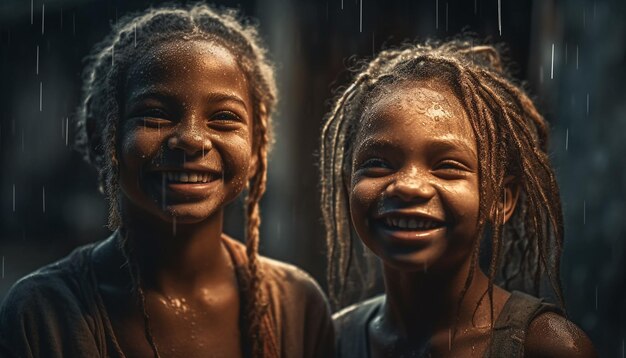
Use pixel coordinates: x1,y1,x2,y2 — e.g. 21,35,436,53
488,290,596,357
332,295,385,357
524,311,596,357
0,238,109,357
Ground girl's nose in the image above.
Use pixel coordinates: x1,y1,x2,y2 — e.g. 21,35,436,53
167,118,213,156
385,171,436,202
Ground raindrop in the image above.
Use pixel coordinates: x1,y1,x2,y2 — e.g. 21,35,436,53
583,200,586,224
474,0,477,14
565,128,569,151
550,43,555,79
565,43,568,65
65,117,69,146
436,0,439,30
72,13,76,36
359,0,363,33
134,24,137,48
36,45,39,75
497,0,502,36
576,45,579,69
586,93,590,116
341,0,344,10
42,3,45,35
42,186,46,213
595,285,598,310
31,0,33,25
40,81,43,111
12,184,16,212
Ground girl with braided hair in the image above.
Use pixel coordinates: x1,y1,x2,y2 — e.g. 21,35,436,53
324,40,595,357
0,4,333,358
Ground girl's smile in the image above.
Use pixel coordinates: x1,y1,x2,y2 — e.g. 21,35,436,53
349,81,480,272
118,39,254,224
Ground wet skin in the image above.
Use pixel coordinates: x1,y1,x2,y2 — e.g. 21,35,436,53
349,81,596,357
95,39,256,357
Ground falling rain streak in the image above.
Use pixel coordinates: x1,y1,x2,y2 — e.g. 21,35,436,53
39,82,43,111
12,185,16,212
30,0,33,24
42,4,45,35
576,45,579,69
595,286,598,310
550,43,555,79
36,45,39,75
497,0,502,35
445,2,449,32
42,186,46,213
586,93,590,116
583,200,586,224
565,128,569,151
1,256,4,279
436,0,439,29
359,0,363,33
65,117,69,146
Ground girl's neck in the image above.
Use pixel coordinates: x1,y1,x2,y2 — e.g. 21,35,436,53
381,258,493,339
121,206,231,295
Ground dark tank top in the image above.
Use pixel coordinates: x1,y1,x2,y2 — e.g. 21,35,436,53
333,291,562,358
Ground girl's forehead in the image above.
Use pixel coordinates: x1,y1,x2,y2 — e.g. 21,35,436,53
126,39,242,82
361,81,472,130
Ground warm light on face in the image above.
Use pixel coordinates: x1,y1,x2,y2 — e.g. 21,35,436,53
117,39,254,224
349,81,480,272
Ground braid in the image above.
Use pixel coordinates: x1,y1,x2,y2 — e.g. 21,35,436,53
243,102,272,357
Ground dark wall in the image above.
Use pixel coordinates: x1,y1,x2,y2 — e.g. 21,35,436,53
0,0,623,355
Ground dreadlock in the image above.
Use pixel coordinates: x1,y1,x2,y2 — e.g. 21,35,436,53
74,4,277,357
320,40,565,317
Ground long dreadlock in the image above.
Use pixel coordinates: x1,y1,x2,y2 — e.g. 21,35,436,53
74,4,277,357
320,40,565,319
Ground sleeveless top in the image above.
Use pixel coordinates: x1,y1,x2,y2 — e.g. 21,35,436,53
333,291,562,358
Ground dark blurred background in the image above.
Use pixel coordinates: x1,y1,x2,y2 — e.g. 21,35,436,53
0,0,624,355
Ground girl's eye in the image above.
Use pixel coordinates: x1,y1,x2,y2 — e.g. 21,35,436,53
433,160,470,176
361,158,392,169
140,108,170,120
210,111,242,123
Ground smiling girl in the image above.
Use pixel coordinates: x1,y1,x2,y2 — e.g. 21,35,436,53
0,4,332,358
321,41,595,357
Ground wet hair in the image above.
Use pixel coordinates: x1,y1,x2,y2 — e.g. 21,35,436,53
320,39,565,317
74,3,277,357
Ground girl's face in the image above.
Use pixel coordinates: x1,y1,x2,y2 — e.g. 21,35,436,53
118,39,254,224
349,81,480,272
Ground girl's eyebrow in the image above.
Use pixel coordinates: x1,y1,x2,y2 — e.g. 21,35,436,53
427,138,477,157
203,92,249,111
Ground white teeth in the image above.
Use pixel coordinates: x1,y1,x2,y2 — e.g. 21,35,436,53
384,217,442,230
163,171,214,183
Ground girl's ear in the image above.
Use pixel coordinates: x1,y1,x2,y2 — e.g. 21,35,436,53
502,175,521,224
